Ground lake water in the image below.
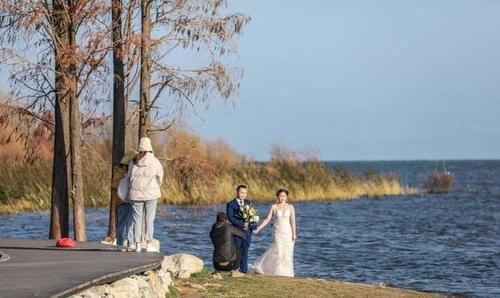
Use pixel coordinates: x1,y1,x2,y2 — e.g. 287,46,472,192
1,160,499,297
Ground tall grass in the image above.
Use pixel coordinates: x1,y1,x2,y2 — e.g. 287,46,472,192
0,127,416,215
0,158,415,215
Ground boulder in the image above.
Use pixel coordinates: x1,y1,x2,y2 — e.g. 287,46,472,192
177,270,191,279
145,270,167,298
136,275,155,298
72,285,111,298
108,277,140,297
161,254,204,278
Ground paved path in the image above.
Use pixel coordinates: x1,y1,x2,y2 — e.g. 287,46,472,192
0,238,164,298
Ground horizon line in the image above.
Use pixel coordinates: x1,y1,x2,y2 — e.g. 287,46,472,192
251,158,500,163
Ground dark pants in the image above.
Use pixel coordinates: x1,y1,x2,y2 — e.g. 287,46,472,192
214,247,241,271
233,232,251,273
116,203,132,246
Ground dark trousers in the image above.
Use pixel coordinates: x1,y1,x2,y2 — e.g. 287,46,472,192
214,248,241,271
233,233,251,273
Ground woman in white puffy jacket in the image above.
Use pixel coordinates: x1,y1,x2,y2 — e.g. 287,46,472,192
128,137,164,252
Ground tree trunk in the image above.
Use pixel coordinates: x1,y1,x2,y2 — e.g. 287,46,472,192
49,0,72,240
138,0,152,243
49,0,86,241
65,0,87,241
68,4,87,241
107,0,126,241
139,0,152,139
49,98,70,239
70,94,86,241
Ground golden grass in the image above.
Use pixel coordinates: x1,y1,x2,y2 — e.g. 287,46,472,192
0,157,416,215
175,275,439,298
0,125,416,215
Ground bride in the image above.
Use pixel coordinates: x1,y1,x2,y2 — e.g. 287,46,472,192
251,188,297,277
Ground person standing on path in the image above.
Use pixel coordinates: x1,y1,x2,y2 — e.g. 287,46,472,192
128,137,164,252
116,155,135,250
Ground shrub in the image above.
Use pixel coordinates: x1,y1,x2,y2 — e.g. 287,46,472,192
423,172,454,194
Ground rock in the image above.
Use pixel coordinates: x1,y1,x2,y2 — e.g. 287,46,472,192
177,270,191,279
189,283,205,290
152,268,173,296
72,285,111,298
108,277,139,297
161,254,204,278
71,257,174,298
378,282,395,288
210,272,223,280
145,270,166,298
137,276,155,298
155,269,172,288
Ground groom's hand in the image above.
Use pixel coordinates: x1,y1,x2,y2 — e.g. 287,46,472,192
243,222,249,230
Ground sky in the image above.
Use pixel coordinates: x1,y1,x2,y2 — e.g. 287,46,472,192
183,0,500,161
1,1,498,161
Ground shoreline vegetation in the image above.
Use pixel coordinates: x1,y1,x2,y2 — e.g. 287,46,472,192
175,274,438,298
0,126,416,215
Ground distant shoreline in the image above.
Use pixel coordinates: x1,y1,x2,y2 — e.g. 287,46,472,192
257,159,500,163
0,192,420,216
0,157,416,215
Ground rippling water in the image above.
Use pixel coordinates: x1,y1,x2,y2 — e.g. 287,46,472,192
1,160,499,297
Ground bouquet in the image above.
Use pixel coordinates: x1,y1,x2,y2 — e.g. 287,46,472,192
240,205,260,226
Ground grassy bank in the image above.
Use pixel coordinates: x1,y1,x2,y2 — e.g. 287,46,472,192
0,126,416,215
174,275,439,298
0,157,415,215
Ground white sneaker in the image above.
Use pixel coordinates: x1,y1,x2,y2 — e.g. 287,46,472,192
135,243,142,252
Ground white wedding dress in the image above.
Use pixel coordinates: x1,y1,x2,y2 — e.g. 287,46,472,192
251,208,295,277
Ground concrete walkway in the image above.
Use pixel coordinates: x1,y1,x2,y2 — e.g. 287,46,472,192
0,238,164,298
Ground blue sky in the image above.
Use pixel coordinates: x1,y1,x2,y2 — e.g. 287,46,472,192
184,0,500,161
1,1,498,161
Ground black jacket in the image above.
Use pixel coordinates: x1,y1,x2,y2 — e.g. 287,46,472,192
210,221,246,263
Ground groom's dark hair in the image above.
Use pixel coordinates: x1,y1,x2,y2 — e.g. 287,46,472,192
216,212,228,222
236,184,247,191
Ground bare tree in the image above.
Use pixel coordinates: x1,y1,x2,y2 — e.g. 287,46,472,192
0,0,250,241
0,0,110,240
125,0,251,137
102,0,250,242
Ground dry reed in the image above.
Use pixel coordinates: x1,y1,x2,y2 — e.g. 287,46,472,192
0,127,416,215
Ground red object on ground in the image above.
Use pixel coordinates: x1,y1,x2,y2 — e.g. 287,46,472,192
56,238,76,248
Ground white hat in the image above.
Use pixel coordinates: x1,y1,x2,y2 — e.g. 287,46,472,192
138,137,153,152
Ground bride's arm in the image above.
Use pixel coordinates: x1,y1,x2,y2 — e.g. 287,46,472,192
290,205,297,241
254,205,274,234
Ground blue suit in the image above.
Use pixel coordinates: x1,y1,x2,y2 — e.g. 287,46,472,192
226,198,256,273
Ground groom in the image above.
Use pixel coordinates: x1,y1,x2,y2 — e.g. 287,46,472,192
226,184,256,273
